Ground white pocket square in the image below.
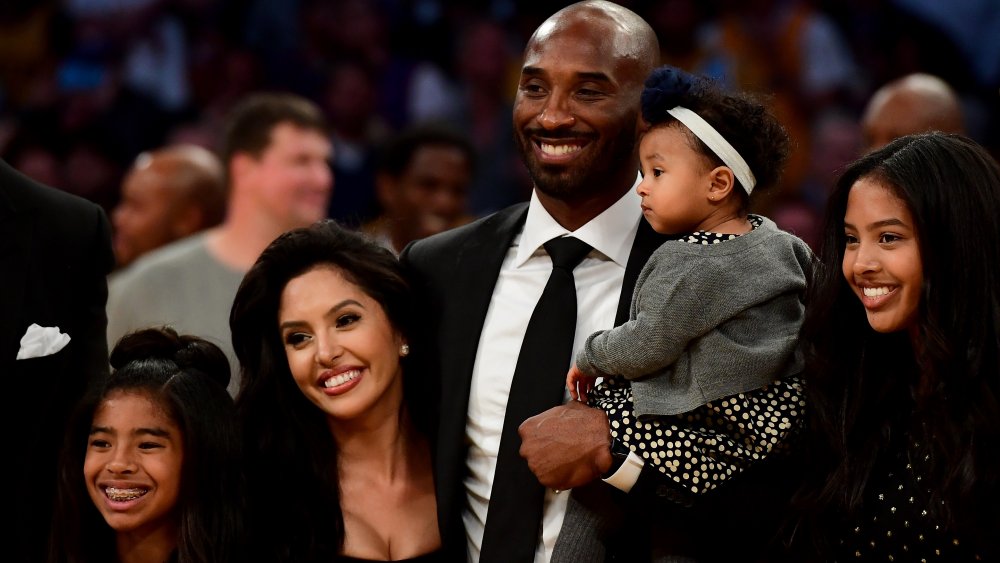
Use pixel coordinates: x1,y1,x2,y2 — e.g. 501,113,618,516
16,323,71,360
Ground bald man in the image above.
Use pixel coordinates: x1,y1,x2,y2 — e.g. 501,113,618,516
112,144,226,268
404,2,800,561
862,73,965,150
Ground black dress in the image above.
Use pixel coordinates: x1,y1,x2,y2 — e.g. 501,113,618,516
832,436,983,562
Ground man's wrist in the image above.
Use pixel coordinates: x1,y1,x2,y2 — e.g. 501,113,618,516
601,436,631,478
601,438,644,493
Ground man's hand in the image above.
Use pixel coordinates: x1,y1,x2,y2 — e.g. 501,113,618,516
518,401,614,490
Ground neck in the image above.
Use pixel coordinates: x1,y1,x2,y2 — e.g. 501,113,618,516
116,524,177,563
536,182,632,231
207,203,292,271
695,210,751,235
334,404,417,482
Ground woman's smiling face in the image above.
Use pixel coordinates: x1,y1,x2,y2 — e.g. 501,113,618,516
842,177,924,334
278,266,406,425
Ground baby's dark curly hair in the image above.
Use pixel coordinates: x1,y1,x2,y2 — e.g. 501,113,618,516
640,66,791,206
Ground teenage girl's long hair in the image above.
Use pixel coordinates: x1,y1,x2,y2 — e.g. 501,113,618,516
230,220,422,562
793,133,1000,556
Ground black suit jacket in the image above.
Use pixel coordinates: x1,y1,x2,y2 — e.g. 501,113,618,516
0,160,114,563
401,202,668,560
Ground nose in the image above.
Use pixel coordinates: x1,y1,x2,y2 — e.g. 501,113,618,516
636,176,649,197
431,188,463,218
316,331,343,366
106,449,136,474
537,92,575,130
851,243,881,276
111,205,127,230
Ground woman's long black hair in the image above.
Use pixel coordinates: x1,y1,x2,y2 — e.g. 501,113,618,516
230,220,426,562
793,133,1000,556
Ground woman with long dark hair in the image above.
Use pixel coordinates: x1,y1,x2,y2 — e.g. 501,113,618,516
791,133,1000,560
230,220,441,562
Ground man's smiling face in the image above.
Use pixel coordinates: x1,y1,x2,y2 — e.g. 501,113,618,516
512,15,643,202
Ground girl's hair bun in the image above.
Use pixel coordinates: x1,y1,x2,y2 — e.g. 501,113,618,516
641,65,699,124
110,327,231,389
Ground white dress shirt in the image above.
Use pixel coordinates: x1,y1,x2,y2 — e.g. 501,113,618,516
463,184,642,563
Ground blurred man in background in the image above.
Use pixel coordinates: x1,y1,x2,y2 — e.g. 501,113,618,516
363,124,476,254
112,144,225,269
862,73,965,150
107,93,332,394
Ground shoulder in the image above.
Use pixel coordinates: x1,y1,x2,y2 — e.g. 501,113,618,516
1,162,106,233
111,234,212,289
0,160,97,217
404,203,527,266
752,216,815,263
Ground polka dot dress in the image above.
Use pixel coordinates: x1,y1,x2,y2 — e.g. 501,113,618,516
594,372,804,504
590,216,806,503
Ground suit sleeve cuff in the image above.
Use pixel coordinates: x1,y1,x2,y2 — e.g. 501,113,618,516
601,450,644,493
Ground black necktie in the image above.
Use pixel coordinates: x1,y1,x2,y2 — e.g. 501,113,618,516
480,236,593,563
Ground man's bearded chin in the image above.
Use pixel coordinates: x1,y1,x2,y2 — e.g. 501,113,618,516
517,127,637,201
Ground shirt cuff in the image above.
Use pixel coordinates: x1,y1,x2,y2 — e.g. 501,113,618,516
601,450,644,493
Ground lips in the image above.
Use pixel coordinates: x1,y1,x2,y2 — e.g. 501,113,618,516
102,485,149,502
318,368,364,396
538,142,583,156
856,283,897,308
526,130,593,164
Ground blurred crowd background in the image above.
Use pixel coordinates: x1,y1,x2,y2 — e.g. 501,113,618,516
1,0,998,253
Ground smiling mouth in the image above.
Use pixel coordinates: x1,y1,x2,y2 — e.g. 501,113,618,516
105,487,148,501
323,369,361,388
538,142,583,156
862,286,893,297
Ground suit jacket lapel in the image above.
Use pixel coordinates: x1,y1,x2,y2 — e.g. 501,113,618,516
440,205,527,396
433,204,527,539
615,219,668,326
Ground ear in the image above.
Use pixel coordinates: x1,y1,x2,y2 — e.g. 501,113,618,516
707,166,736,203
229,153,255,193
171,204,204,238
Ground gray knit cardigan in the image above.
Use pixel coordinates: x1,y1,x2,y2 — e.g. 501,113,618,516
575,216,813,416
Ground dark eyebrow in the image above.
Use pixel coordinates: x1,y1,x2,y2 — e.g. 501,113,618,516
89,426,171,438
279,299,365,331
843,218,908,231
575,71,613,83
135,427,171,438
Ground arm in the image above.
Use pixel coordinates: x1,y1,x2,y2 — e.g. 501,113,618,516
519,375,806,499
518,400,613,489
594,375,805,501
566,363,597,402
576,253,714,380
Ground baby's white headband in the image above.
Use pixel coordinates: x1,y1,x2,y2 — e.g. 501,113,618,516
666,106,756,194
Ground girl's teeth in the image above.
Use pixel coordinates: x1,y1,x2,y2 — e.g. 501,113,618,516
106,487,146,501
324,370,360,388
863,286,890,297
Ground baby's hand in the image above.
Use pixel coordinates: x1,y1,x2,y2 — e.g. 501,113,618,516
566,364,596,404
